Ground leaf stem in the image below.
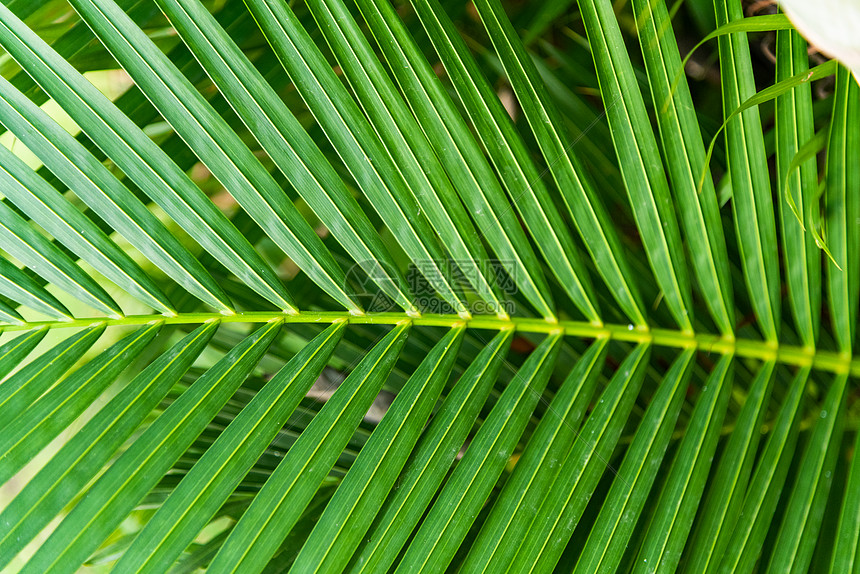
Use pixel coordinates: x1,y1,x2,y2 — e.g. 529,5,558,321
1,311,856,376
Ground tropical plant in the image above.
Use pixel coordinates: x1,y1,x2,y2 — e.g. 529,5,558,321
0,0,856,570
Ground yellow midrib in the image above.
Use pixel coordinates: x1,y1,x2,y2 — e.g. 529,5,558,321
2,310,857,376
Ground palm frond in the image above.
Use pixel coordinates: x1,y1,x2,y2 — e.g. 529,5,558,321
0,0,858,571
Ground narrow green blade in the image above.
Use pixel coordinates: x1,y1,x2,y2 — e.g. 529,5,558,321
207,322,410,574
348,0,557,321
396,331,563,572
571,0,693,331
718,367,810,573
631,0,734,335
0,256,71,319
634,355,734,573
574,349,695,573
470,0,655,327
0,0,151,118
23,320,282,574
411,0,633,324
825,65,860,353
681,14,795,71
474,0,621,322
304,0,558,319
715,0,781,341
830,415,860,573
0,2,296,312
0,143,173,314
776,28,821,348
0,74,231,313
246,0,475,317
65,0,361,313
349,328,514,573
766,373,848,573
685,360,776,571
509,343,652,572
133,0,414,314
0,200,121,316
0,326,48,380
0,299,23,325
0,321,218,569
0,324,105,432
0,322,161,485
114,322,345,573
292,325,464,573
461,338,608,572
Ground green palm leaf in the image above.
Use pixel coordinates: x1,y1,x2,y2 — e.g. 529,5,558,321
461,337,607,572
291,325,463,572
714,0,781,342
0,2,295,313
0,321,218,566
776,29,821,349
208,323,409,574
825,65,860,353
0,0,857,571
